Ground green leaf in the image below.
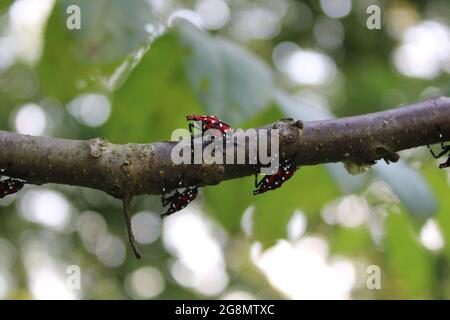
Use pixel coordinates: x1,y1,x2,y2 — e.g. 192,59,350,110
37,0,154,101
385,211,434,298
373,161,437,224
100,20,278,143
104,31,202,143
330,226,372,256
177,22,274,124
61,0,154,64
0,0,12,12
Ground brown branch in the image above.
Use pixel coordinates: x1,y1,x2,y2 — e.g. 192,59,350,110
1,97,449,197
1,97,450,258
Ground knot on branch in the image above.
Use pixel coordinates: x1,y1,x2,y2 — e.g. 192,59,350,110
89,138,109,158
273,118,303,145
273,118,304,160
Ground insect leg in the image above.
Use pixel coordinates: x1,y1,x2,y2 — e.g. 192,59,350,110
161,194,172,207
188,122,195,138
161,208,174,219
439,156,450,169
0,162,12,179
429,125,450,158
254,173,265,188
161,182,174,207
429,147,450,159
253,187,263,195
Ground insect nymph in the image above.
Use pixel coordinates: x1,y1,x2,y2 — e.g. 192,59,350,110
161,186,199,219
0,167,25,198
186,114,232,136
253,159,299,195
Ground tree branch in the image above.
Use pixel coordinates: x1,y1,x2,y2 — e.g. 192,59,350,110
1,97,449,198
2,96,449,258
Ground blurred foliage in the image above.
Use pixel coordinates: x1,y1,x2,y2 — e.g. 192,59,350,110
373,162,436,224
385,209,434,298
0,0,449,300
38,1,125,101
179,22,274,124
105,31,202,143
0,1,12,12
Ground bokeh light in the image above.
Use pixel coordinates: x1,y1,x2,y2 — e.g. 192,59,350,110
19,189,72,231
14,103,47,136
168,9,204,29
195,0,230,30
67,93,112,127
221,290,256,300
8,0,54,64
240,206,254,236
286,210,307,241
95,235,126,268
77,211,109,254
320,0,352,19
132,211,161,245
229,7,281,41
272,41,300,73
252,237,356,299
314,16,345,50
393,21,450,79
287,49,337,85
125,266,165,299
22,238,78,300
420,219,444,251
321,195,370,228
163,209,229,296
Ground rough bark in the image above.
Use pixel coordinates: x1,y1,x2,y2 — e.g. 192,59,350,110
1,97,449,197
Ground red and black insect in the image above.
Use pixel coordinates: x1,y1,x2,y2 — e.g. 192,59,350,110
0,179,25,198
161,186,199,219
186,114,232,136
253,159,299,195
0,167,25,199
428,125,450,169
186,114,233,158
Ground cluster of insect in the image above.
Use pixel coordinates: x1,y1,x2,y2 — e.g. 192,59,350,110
159,119,450,219
1,121,448,221
160,114,300,218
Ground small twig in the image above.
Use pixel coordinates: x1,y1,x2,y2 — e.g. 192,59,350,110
122,195,142,259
